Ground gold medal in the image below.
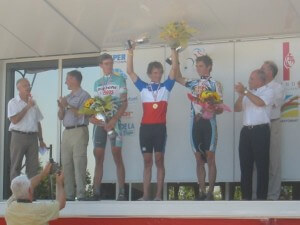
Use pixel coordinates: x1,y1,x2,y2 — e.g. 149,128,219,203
149,82,161,110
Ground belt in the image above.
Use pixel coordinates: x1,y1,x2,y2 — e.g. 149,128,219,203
243,123,269,129
65,124,87,130
12,130,37,135
271,118,280,122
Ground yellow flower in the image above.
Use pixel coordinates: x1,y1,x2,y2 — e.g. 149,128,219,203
84,98,95,108
213,92,221,102
200,91,212,100
198,91,222,103
160,21,197,48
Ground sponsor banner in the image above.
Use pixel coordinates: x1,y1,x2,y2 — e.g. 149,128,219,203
281,42,299,122
281,95,299,122
122,111,133,119
120,122,135,136
127,96,138,105
112,53,126,63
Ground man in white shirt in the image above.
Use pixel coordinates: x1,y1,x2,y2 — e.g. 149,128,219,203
234,69,274,200
252,61,285,200
7,78,46,181
261,61,284,200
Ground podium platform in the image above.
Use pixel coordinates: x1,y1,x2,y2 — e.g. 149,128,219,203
1,200,300,225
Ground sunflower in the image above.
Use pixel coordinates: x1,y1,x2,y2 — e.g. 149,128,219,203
84,98,95,108
199,91,213,101
213,92,222,102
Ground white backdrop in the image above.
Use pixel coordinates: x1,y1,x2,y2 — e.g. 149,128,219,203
99,37,300,183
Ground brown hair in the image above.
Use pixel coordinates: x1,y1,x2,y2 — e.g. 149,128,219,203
67,70,82,84
196,55,213,72
147,61,164,75
99,53,113,64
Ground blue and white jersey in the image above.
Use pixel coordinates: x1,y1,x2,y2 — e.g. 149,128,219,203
185,76,223,116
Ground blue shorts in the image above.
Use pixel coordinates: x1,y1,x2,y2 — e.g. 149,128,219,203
190,115,218,154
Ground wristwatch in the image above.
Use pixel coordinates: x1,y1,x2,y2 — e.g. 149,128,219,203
244,89,248,95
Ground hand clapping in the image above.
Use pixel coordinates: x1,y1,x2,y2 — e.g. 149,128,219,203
58,97,68,108
235,82,246,95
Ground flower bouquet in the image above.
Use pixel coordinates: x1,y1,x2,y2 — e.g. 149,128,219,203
160,21,196,49
187,91,231,119
79,96,118,137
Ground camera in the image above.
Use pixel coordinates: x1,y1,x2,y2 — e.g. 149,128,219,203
50,160,61,175
47,145,61,175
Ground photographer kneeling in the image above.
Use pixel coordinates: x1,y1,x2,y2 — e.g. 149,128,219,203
5,162,66,225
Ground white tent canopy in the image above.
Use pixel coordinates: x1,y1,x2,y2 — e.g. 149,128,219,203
0,0,300,60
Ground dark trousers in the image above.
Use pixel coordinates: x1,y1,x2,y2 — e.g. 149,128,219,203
239,124,270,200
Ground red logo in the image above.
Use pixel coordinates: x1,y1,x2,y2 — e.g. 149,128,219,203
284,53,295,69
103,89,114,95
122,111,133,118
283,42,295,81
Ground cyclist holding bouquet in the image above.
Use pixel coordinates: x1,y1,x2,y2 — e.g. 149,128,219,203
176,55,223,200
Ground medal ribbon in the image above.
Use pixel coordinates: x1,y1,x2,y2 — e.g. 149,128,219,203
149,82,161,102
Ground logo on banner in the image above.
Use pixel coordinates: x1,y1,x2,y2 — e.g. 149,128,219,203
284,53,295,70
113,54,126,63
183,47,207,70
113,68,127,79
281,41,299,122
120,122,135,136
192,48,206,57
122,111,133,119
127,96,138,105
282,42,295,81
281,95,299,121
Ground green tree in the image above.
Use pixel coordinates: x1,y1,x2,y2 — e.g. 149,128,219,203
35,161,93,199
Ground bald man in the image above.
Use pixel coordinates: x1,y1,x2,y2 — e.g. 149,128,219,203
7,78,46,181
234,69,274,200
